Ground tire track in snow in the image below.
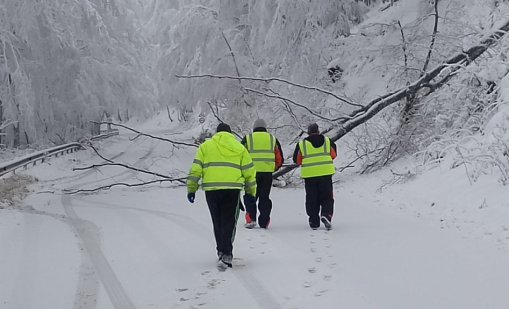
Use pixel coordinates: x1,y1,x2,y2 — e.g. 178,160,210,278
62,135,281,308
60,138,156,309
232,268,282,309
62,194,136,309
75,199,283,309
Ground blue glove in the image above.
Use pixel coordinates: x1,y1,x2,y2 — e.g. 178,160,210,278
243,194,256,208
187,192,195,203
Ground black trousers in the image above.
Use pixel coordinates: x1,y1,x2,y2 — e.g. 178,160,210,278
205,189,240,256
246,172,273,227
304,175,334,228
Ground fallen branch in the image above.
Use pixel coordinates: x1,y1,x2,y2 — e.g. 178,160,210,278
73,162,181,181
244,87,351,122
64,178,186,194
91,121,198,148
175,74,360,107
263,88,304,130
273,19,509,179
87,143,114,163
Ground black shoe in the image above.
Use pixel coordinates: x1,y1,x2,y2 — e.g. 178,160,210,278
259,219,270,229
309,218,320,230
321,216,332,230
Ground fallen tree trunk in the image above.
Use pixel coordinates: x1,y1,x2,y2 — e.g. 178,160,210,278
273,20,509,179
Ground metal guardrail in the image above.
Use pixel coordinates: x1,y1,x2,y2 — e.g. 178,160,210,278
0,129,119,178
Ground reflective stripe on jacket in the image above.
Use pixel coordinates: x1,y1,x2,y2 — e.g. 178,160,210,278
246,132,276,172
187,131,257,195
298,137,335,178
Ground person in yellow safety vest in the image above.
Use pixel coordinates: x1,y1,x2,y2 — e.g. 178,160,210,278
187,123,257,271
241,119,284,229
292,123,337,230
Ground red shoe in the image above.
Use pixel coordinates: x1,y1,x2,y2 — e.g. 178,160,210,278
245,213,256,229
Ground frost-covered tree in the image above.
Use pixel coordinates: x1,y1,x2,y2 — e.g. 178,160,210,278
152,0,364,134
0,0,157,147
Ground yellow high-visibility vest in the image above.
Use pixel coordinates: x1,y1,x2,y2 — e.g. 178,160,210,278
187,132,257,195
246,132,276,172
299,137,335,178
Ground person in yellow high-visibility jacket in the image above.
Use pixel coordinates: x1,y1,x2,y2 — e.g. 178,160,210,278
293,123,337,230
187,123,257,270
241,119,284,229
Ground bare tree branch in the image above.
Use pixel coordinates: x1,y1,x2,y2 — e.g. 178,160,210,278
221,31,242,85
206,101,243,139
175,74,361,107
263,88,304,130
397,20,408,73
91,121,198,148
421,0,439,75
273,19,509,179
64,178,186,194
244,87,351,122
0,119,17,132
86,143,114,163
73,162,183,182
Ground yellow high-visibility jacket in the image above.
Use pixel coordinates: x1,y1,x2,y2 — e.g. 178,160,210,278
245,132,276,172
298,137,335,178
187,131,257,196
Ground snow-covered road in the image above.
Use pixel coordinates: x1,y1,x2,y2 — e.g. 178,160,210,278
1,130,509,309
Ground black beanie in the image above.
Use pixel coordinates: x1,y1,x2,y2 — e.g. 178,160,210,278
216,122,232,133
307,123,319,134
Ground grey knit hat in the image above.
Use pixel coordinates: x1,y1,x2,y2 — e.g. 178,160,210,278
253,118,267,129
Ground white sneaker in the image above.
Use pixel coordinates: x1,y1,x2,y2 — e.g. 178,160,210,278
217,260,228,271
217,254,233,271
244,221,256,229
321,216,332,230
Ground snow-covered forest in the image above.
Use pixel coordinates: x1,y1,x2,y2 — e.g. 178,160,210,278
2,0,509,308
2,0,509,182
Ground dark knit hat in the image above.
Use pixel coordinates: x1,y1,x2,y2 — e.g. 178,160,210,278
307,123,319,134
216,122,232,133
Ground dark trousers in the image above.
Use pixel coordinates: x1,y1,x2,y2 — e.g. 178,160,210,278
205,189,240,256
246,172,273,227
304,175,334,228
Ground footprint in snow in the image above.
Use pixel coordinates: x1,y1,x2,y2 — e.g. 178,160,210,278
207,278,224,290
314,289,328,297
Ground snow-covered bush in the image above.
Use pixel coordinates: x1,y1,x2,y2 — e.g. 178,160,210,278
0,174,37,208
